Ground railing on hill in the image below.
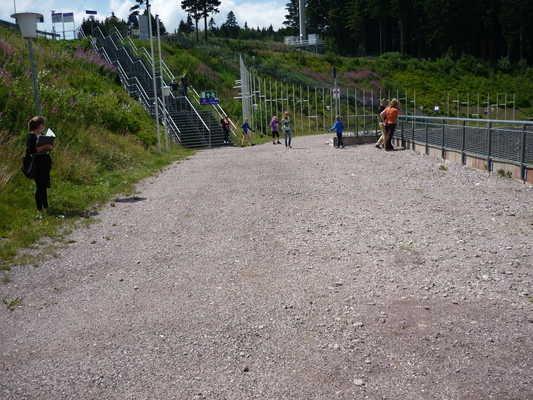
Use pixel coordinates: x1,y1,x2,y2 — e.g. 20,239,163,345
398,115,533,180
111,26,238,138
87,26,181,143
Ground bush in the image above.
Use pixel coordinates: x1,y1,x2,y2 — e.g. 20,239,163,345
496,57,512,73
455,55,490,76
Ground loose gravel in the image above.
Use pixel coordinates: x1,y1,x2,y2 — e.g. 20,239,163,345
1,135,532,400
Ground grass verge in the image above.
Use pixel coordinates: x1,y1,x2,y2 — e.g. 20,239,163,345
0,145,193,270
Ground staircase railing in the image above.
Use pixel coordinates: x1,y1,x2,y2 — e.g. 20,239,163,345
112,26,237,137
88,27,181,143
189,87,238,137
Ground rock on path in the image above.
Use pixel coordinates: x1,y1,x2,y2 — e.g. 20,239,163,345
1,135,532,399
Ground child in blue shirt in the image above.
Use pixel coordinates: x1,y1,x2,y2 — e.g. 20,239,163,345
241,119,254,146
330,116,344,148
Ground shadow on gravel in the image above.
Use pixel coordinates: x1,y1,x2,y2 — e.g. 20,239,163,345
114,196,147,203
47,208,99,219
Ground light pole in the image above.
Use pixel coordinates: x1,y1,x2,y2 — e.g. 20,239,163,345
12,12,43,114
156,14,169,150
146,0,161,152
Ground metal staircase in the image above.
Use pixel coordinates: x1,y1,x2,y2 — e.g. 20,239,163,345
81,27,235,148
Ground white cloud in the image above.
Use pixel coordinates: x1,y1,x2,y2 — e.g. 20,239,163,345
117,0,287,33
0,0,288,36
0,0,105,39
220,0,286,29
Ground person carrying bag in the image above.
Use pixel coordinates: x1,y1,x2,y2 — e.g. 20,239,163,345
25,116,53,216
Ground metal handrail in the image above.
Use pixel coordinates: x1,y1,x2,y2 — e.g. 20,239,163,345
189,86,238,136
115,25,237,140
400,114,533,126
97,39,178,143
184,96,210,133
98,26,153,80
113,26,213,135
157,97,182,140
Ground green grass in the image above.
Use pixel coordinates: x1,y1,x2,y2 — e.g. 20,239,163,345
0,28,194,269
151,36,533,121
2,296,22,311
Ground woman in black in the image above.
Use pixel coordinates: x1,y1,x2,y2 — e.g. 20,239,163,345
26,116,53,214
221,117,230,144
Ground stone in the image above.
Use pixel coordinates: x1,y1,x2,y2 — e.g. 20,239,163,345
354,378,365,386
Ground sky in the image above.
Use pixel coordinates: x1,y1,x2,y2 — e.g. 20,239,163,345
1,0,288,37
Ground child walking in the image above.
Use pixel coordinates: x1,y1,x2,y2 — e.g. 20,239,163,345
270,115,281,145
330,115,345,148
281,112,292,148
241,119,254,146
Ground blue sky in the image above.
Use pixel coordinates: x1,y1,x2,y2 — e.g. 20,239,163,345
1,0,287,37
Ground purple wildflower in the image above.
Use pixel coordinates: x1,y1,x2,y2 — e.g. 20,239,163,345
0,39,15,58
0,67,13,85
73,47,116,72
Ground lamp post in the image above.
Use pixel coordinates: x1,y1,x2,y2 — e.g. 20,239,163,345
146,0,161,152
156,14,169,150
12,12,43,114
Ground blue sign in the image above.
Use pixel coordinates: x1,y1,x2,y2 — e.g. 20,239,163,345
200,90,219,105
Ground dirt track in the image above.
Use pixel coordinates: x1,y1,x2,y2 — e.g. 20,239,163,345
1,135,532,399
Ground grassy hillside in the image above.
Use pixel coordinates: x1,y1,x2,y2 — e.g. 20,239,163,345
156,35,533,122
0,28,193,270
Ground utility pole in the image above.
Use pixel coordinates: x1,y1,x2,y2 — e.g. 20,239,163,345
156,14,168,150
28,39,41,114
333,66,338,118
147,0,161,152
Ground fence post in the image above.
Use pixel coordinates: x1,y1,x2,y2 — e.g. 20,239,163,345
411,115,415,150
520,124,527,182
461,119,466,165
441,118,446,159
400,118,405,148
487,121,493,172
425,118,429,155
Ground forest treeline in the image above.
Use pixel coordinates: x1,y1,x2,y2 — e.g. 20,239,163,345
284,0,533,63
81,0,533,64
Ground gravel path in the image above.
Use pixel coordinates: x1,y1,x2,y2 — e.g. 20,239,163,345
1,135,532,400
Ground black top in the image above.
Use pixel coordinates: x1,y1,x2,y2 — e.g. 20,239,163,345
25,133,37,157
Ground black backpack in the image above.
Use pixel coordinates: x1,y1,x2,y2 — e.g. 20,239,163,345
21,154,34,179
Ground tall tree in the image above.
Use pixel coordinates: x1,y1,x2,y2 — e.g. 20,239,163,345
202,0,221,41
283,0,299,34
181,0,203,41
220,11,240,38
208,17,217,33
186,14,195,33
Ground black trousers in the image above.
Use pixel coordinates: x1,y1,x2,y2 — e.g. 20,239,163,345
385,124,396,150
35,182,48,210
33,154,51,210
336,132,344,147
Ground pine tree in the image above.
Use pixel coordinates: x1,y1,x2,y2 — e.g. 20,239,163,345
202,0,221,41
283,0,299,34
208,17,217,33
220,11,240,38
181,0,203,41
186,14,195,33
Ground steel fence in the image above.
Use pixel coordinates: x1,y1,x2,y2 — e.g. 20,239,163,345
398,116,533,180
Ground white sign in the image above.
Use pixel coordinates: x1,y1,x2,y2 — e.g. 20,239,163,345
332,88,341,99
51,12,62,23
62,12,74,23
